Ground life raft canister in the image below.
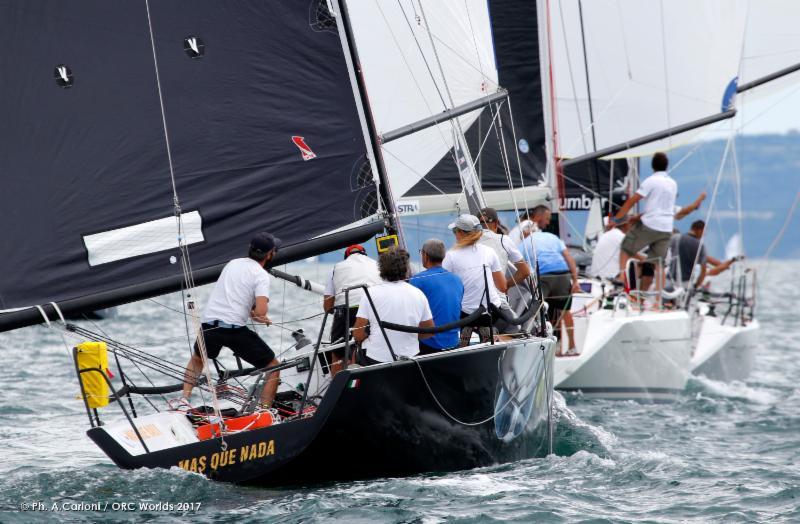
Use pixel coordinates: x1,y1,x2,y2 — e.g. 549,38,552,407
75,341,110,409
196,410,275,440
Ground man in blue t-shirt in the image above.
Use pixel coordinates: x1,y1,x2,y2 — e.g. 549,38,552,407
410,238,464,354
520,206,581,355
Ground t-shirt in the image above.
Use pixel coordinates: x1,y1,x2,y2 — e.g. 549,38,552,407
590,228,625,279
521,232,569,275
323,253,382,307
203,258,270,326
356,281,433,362
669,233,706,284
637,171,678,232
479,230,524,267
409,266,463,350
508,220,537,247
442,243,503,312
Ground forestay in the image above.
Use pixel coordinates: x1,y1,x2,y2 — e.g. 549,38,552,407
0,1,381,326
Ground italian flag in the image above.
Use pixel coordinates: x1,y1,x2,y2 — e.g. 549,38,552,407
348,379,360,389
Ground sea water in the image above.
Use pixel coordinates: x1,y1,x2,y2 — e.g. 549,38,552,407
0,261,797,523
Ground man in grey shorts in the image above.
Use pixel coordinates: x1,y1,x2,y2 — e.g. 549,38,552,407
612,152,706,294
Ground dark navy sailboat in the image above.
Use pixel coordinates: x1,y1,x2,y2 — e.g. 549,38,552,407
0,0,555,485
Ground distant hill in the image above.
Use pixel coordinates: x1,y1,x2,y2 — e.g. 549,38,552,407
658,132,800,259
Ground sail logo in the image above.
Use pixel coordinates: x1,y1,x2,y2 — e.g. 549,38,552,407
54,64,73,88
292,136,317,161
183,36,205,59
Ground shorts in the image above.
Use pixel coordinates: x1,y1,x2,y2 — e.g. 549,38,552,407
329,306,359,361
540,272,573,322
621,222,671,261
195,323,275,368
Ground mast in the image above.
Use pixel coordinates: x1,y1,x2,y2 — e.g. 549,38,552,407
334,0,401,243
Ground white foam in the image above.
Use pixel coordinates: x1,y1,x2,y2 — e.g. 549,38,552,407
692,375,778,405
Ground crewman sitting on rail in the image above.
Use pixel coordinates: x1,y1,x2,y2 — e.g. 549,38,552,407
352,247,434,364
182,232,281,407
442,214,507,345
409,239,463,354
322,244,382,374
669,220,740,290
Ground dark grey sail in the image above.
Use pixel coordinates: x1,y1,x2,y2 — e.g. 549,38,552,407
404,0,547,197
0,0,384,330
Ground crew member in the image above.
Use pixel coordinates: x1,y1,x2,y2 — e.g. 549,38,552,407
590,218,631,280
353,247,434,363
670,220,739,288
521,206,581,355
322,244,382,374
409,239,463,354
442,214,506,345
611,152,706,294
182,232,281,407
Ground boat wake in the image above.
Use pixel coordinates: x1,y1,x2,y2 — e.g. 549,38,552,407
551,392,617,457
687,375,778,405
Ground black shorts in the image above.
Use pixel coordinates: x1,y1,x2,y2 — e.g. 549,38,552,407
330,306,359,359
540,272,573,322
194,323,275,368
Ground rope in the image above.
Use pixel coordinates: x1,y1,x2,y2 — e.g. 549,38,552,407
412,343,545,426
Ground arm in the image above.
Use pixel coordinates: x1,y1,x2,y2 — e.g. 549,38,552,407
250,296,270,324
323,296,334,313
492,271,507,293
675,191,707,220
562,249,581,293
352,316,369,343
695,263,707,288
506,260,531,289
613,193,642,221
418,319,435,340
706,255,723,267
708,258,735,277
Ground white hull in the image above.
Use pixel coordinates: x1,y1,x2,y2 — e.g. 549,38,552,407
691,316,760,382
555,308,692,402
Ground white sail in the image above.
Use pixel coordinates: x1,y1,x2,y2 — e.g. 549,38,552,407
346,0,498,198
738,0,800,98
549,0,749,159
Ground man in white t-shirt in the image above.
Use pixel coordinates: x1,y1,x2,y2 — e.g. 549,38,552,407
611,152,706,292
182,232,282,407
353,247,434,363
590,221,630,280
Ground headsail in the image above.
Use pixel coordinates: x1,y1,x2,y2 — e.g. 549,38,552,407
347,0,551,215
549,0,749,160
0,1,384,329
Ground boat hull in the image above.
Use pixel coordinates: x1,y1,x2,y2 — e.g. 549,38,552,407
691,317,759,382
88,338,556,485
555,309,692,402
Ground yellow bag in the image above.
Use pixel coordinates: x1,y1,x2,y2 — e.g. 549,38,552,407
75,342,110,409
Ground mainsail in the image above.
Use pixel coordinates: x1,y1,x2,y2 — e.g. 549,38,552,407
0,1,385,330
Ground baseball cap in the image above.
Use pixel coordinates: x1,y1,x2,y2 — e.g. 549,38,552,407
344,244,366,258
479,207,500,224
448,214,482,232
250,232,281,258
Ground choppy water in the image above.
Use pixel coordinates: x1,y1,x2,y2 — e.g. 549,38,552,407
0,261,797,523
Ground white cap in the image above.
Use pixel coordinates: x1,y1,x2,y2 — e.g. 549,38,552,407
448,214,482,232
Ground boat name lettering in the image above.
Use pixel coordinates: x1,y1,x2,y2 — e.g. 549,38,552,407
177,440,275,473
124,423,162,442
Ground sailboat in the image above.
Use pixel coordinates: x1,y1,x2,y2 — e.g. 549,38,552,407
688,1,800,381
546,0,799,396
0,0,557,484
